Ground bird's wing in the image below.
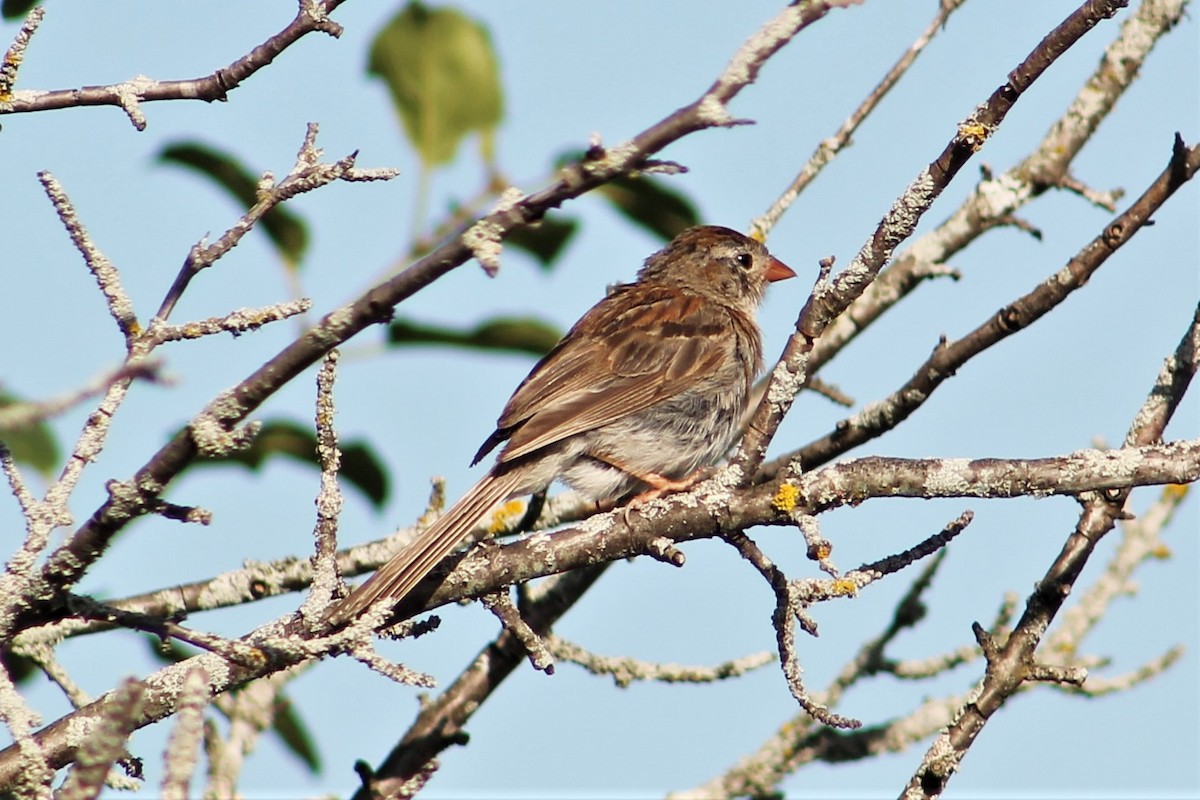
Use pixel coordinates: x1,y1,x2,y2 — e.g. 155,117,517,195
487,284,737,464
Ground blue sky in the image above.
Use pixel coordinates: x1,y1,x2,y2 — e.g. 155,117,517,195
1,1,1197,797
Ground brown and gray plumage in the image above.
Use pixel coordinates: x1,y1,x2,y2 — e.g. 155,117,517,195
325,225,794,625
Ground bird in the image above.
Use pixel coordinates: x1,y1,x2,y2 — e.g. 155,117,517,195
325,225,795,625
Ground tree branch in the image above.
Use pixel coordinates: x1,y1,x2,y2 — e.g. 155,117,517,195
734,0,1133,478
0,1,348,129
902,245,1200,799
4,0,845,637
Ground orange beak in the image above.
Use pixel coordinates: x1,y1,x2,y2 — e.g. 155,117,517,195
765,256,796,283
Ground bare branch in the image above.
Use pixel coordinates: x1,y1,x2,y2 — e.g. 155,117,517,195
751,0,1197,495
55,678,145,800
480,590,554,673
306,351,344,619
546,635,774,687
735,0,1135,478
349,644,437,689
0,660,53,799
65,597,267,670
329,440,1200,620
678,558,1016,798
15,1,853,649
206,669,301,799
15,640,91,711
767,136,1200,478
773,583,860,728
1061,645,1183,696
143,300,313,346
37,172,140,347
1048,482,1192,654
750,0,968,239
351,566,609,800
0,360,163,431
0,442,36,520
159,666,209,800
155,125,394,321
0,1,347,128
904,194,1200,800
0,6,45,101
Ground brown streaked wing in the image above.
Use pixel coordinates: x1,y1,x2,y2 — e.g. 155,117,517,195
494,285,732,464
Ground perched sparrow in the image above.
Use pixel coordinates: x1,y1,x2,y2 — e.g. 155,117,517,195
326,225,794,625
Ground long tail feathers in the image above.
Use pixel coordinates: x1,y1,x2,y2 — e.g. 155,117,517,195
325,470,524,626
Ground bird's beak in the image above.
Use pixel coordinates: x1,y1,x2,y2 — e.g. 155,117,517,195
765,257,796,283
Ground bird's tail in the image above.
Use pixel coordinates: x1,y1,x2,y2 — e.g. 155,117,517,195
325,470,525,626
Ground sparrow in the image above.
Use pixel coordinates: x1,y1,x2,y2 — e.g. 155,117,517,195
326,225,794,625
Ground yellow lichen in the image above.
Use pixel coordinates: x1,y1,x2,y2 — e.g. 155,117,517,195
831,578,858,597
1053,640,1077,656
957,120,990,151
772,483,799,513
487,499,527,534
1150,544,1173,560
1163,483,1189,500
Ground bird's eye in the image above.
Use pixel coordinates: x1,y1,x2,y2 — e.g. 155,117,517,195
734,252,753,269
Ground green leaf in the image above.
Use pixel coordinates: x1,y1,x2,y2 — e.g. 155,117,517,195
388,315,561,357
596,174,700,241
506,215,579,270
143,635,196,665
1,0,40,21
368,2,503,167
0,390,60,479
192,420,389,510
271,695,321,774
158,142,310,269
556,150,700,241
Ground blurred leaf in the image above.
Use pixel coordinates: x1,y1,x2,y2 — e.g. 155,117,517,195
143,635,196,665
596,174,700,241
2,0,39,20
368,2,503,167
0,390,60,479
557,150,700,241
506,215,579,270
193,420,389,510
158,142,310,269
272,695,321,774
1,648,36,685
389,315,561,357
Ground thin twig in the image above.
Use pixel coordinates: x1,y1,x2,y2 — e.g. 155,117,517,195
16,1,846,658
0,6,45,101
769,0,1190,440
144,300,313,345
306,351,344,619
160,666,209,800
156,125,394,321
767,136,1200,478
750,0,968,240
735,0,1136,480
0,360,162,430
904,147,1200,798
37,172,140,347
545,635,774,687
0,665,53,799
480,591,554,673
